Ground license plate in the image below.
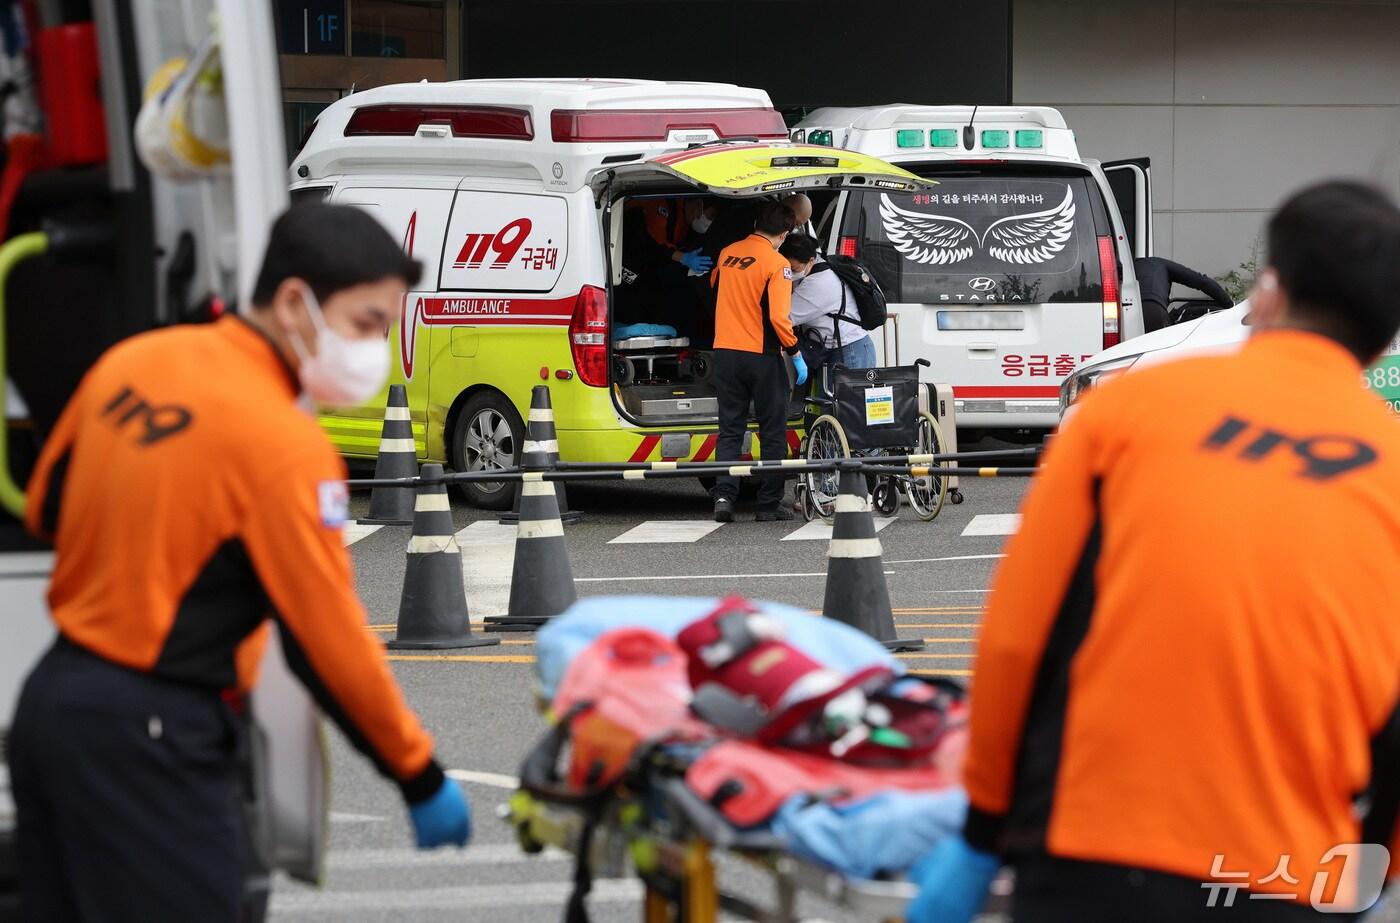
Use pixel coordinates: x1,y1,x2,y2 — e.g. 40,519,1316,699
937,310,1025,331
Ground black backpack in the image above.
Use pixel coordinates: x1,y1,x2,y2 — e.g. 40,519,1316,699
811,255,888,331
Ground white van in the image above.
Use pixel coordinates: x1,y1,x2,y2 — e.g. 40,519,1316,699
290,79,934,507
794,105,1154,434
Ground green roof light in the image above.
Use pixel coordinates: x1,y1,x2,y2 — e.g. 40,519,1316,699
808,129,833,146
929,129,959,148
1015,129,1044,149
981,130,1010,149
896,129,925,149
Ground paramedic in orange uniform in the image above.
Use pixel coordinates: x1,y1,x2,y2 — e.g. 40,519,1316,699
9,204,471,921
709,199,806,522
911,181,1400,922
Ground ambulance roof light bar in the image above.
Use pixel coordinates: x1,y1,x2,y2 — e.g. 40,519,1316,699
343,104,535,140
550,107,788,143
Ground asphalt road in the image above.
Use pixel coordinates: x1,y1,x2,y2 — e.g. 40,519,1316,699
268,443,1027,922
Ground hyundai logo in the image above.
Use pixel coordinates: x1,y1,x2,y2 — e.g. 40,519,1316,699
969,277,997,292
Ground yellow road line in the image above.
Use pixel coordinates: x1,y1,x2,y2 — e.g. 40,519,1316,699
501,639,536,646
908,669,973,678
897,653,974,660
898,622,982,629
919,638,978,644
894,608,984,614
385,654,536,663
366,624,395,630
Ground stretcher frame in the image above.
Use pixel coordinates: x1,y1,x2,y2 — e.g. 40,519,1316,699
503,721,1012,923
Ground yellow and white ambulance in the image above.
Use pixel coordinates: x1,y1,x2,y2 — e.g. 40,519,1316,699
794,105,1155,436
290,79,929,508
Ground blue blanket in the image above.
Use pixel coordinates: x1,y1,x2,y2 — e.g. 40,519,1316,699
534,595,902,700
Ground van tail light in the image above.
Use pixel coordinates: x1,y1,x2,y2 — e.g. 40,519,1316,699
569,285,609,387
1097,235,1120,349
837,236,859,258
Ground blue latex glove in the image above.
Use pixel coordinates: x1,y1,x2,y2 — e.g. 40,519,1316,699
791,351,809,386
678,248,712,273
905,834,999,923
408,779,471,849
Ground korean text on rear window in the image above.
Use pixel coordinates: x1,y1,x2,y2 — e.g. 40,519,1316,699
843,176,1106,306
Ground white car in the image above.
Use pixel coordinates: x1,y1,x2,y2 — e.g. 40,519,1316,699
1061,300,1400,418
1059,302,1250,417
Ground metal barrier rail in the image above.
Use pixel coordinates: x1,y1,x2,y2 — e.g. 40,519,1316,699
552,445,1041,472
347,459,1037,490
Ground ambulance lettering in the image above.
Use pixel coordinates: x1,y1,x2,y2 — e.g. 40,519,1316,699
453,218,532,270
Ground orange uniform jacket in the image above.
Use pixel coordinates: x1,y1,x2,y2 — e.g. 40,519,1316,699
25,317,441,800
965,330,1400,899
711,233,798,355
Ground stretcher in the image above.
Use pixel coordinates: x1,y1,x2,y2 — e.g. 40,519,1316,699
505,599,1011,922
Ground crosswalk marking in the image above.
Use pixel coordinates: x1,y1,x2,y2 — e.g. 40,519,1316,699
342,522,383,546
961,513,1021,537
272,878,643,914
781,516,894,542
454,521,516,618
608,520,724,544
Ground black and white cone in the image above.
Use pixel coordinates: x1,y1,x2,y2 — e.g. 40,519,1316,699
485,475,577,632
821,468,924,653
361,384,416,525
498,385,581,525
388,464,498,650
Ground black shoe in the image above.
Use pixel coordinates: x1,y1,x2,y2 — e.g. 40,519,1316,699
755,506,795,522
713,497,735,522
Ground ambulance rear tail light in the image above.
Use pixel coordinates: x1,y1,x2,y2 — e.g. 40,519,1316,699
343,105,534,140
569,285,610,387
837,236,859,258
550,108,787,142
1097,235,1120,349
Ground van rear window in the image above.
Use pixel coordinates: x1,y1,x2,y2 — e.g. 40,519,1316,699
841,175,1106,305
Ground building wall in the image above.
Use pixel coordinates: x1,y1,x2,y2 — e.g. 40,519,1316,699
1013,0,1400,278
462,0,1011,113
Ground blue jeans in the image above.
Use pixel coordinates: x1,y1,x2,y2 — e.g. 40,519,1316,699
831,335,876,370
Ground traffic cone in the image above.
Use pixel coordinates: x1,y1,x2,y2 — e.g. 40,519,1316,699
821,468,924,653
361,384,416,525
485,475,577,632
498,385,581,525
387,464,499,650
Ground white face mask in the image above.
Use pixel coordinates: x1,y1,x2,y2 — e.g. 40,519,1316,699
790,268,808,282
691,213,714,234
287,285,389,406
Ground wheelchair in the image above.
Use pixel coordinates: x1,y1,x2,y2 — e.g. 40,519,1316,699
796,358,951,524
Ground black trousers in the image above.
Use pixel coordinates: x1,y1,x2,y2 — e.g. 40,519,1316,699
9,638,245,923
713,348,790,509
1013,855,1358,922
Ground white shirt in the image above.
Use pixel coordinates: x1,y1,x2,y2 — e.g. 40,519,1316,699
789,261,869,350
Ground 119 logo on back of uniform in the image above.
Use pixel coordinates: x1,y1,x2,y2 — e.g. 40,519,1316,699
1202,416,1377,481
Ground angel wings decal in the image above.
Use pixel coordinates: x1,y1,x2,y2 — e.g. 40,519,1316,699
878,189,1077,267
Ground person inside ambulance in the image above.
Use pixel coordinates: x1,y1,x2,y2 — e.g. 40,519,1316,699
910,180,1400,923
616,197,713,336
778,232,876,390
9,203,472,920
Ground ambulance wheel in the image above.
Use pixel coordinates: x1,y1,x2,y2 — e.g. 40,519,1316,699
451,391,524,510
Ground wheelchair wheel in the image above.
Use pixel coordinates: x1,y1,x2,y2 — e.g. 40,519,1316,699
803,414,849,525
906,412,949,522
